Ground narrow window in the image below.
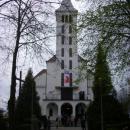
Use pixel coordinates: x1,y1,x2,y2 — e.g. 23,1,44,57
62,25,64,33
65,15,68,23
49,109,53,116
61,60,64,69
69,25,72,33
69,60,72,69
69,48,72,57
69,37,72,45
69,15,73,23
62,36,64,44
62,15,64,22
70,73,72,86
61,48,64,57
61,73,64,86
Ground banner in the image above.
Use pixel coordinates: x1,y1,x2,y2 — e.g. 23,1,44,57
64,71,70,87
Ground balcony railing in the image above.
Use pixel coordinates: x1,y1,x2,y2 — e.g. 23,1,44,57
44,93,91,100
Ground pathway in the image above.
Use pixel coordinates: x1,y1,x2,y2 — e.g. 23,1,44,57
51,127,82,130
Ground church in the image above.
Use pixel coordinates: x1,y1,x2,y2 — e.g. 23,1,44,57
34,0,93,121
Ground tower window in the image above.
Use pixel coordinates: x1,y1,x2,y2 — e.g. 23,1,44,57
69,60,72,69
62,36,64,44
61,60,64,69
69,48,72,57
62,25,64,33
61,48,64,57
65,15,68,23
70,73,72,86
69,15,73,23
62,15,64,22
69,37,72,45
69,25,72,33
61,73,64,86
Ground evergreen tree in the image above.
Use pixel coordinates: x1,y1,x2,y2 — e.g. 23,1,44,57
15,68,41,128
93,43,113,99
87,95,128,130
87,43,129,130
0,109,7,129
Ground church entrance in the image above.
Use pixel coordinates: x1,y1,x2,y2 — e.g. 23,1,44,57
47,103,58,120
61,103,72,117
61,103,73,126
75,103,86,119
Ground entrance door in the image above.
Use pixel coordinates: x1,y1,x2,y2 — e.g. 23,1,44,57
61,103,72,117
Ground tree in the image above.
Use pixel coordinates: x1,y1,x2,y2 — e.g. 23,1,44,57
93,43,113,99
78,0,130,71
15,68,41,130
87,43,129,130
0,109,7,130
0,1,55,129
87,95,128,130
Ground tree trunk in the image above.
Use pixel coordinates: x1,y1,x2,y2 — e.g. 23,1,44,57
8,36,20,130
8,1,21,128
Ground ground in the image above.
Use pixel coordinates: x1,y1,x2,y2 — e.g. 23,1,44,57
51,127,83,130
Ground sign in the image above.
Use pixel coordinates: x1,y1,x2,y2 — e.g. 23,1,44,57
64,71,70,87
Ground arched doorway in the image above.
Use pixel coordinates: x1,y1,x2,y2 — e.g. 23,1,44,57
75,103,86,119
61,103,73,117
47,103,58,120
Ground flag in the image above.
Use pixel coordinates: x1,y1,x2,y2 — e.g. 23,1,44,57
64,71,70,87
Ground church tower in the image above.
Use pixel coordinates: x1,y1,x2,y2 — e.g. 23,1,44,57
55,0,79,91
35,0,93,119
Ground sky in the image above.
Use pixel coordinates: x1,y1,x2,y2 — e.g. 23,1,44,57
0,0,86,110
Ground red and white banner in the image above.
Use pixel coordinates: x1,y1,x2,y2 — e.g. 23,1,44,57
64,71,70,87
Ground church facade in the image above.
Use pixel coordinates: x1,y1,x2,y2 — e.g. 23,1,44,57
34,0,93,120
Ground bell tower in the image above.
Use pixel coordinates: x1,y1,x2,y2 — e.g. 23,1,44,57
55,0,78,90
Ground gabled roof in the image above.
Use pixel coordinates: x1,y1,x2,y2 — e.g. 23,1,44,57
46,55,56,63
55,0,78,12
34,69,47,79
34,55,85,79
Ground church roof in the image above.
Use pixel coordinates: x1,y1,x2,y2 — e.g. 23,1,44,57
55,0,78,12
34,69,47,79
46,55,56,63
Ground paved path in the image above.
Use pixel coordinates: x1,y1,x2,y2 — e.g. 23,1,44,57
51,127,82,130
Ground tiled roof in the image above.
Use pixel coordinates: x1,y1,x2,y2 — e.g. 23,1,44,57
55,0,78,12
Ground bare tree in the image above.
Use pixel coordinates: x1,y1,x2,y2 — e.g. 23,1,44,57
0,0,60,129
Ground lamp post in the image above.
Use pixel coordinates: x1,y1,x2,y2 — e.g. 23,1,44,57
99,77,104,130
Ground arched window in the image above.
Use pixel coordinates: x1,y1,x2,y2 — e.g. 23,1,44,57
65,15,68,23
69,15,73,23
61,60,64,69
61,36,64,44
69,48,72,57
61,48,64,57
62,15,64,22
69,60,72,69
69,37,72,45
62,25,64,33
69,25,72,33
